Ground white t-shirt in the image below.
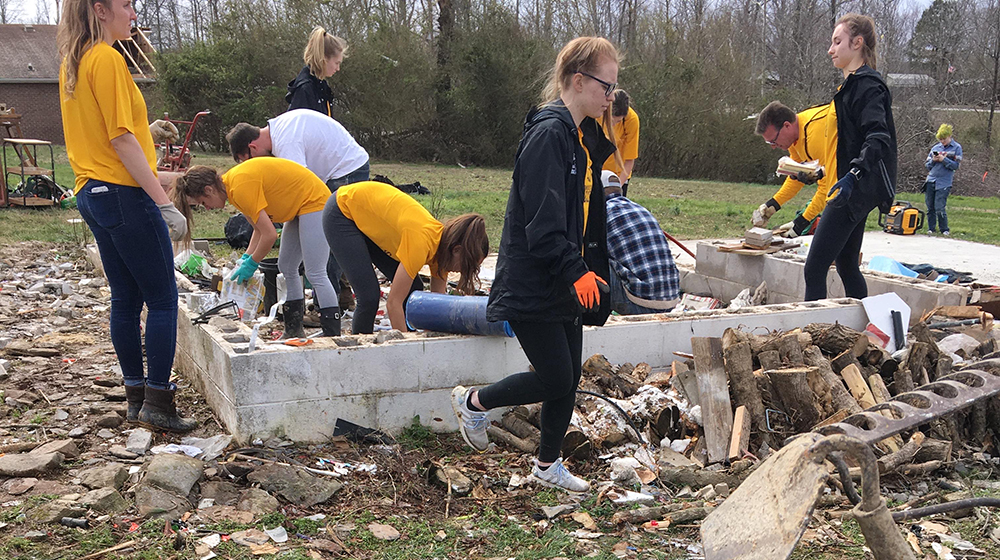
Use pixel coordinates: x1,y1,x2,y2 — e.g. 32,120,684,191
269,109,369,182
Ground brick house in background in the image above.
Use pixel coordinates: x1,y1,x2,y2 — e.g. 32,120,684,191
0,24,157,145
0,24,63,143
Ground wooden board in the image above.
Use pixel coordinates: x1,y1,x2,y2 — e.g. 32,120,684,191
693,337,734,464
728,405,751,461
716,241,801,256
8,196,55,207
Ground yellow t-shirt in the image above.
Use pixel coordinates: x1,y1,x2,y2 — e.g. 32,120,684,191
577,130,594,237
601,107,640,179
336,181,443,279
59,42,157,194
772,102,838,221
221,158,330,224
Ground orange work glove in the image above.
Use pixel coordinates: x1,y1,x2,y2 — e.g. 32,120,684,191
572,271,609,311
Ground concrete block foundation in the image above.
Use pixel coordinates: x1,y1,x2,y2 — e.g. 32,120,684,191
687,242,969,319
175,297,868,444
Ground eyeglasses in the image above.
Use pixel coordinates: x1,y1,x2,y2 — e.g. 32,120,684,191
763,125,783,147
578,71,617,97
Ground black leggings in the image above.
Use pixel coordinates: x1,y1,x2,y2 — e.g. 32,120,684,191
322,194,423,334
477,319,583,463
804,202,868,301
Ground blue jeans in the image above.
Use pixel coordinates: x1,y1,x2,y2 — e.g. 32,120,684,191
318,161,371,307
609,264,665,315
925,185,950,233
76,181,178,389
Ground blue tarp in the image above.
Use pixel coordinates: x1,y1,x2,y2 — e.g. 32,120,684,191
868,256,919,278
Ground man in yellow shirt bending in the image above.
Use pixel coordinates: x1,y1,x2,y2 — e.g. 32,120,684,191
753,100,838,238
601,90,639,197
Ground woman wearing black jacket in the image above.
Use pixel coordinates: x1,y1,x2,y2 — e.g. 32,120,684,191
450,37,621,493
805,13,896,301
286,27,346,116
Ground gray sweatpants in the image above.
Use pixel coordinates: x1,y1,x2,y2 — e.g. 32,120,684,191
278,210,337,307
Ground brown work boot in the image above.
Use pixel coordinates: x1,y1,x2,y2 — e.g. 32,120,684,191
124,384,144,423
137,385,198,433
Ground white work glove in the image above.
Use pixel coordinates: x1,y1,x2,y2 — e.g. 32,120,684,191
149,119,180,144
776,221,798,238
752,199,780,228
157,202,188,241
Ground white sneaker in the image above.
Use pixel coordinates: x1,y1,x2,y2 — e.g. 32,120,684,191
531,458,591,493
451,385,490,452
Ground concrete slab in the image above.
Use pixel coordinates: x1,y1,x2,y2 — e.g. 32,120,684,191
175,298,868,443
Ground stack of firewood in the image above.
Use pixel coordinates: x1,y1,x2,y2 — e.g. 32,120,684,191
483,310,999,481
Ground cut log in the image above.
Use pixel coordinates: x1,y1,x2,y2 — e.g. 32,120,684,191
583,354,640,398
657,466,745,489
777,332,805,365
767,367,821,432
913,438,953,463
971,402,988,445
611,501,700,524
935,355,953,382
664,506,714,525
804,346,862,415
840,364,877,410
900,461,943,476
692,337,734,464
486,426,536,454
671,361,701,408
500,411,541,446
831,348,864,375
728,406,751,461
723,341,770,446
758,349,782,373
815,409,852,429
878,431,926,474
906,342,931,387
867,373,904,452
804,361,836,418
909,322,941,363
512,404,542,428
562,427,592,460
804,323,867,356
894,365,916,395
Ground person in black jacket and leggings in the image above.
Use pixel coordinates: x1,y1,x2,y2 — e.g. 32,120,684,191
805,13,896,301
286,27,346,116
450,37,621,493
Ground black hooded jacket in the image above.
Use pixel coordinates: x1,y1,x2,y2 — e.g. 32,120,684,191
487,101,616,325
833,65,897,220
285,65,333,116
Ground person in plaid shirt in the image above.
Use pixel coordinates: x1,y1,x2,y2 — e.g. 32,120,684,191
603,171,680,314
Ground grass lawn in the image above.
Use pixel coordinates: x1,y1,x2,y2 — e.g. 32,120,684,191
4,147,1000,249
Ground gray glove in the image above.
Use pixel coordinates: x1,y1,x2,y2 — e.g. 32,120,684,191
157,202,188,241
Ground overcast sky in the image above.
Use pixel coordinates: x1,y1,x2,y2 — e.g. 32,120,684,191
3,0,937,27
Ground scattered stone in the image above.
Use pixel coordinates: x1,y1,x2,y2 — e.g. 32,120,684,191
52,409,69,421
92,377,118,388
374,330,405,344
332,336,360,347
32,439,80,460
126,429,153,455
96,412,123,428
675,485,694,499
714,482,730,498
368,522,401,541
108,446,138,460
79,487,128,513
4,340,59,357
101,386,125,401
236,488,279,517
96,429,116,440
0,452,64,477
231,528,270,546
135,484,190,520
3,478,38,495
541,504,576,519
246,464,342,507
200,481,241,507
143,454,204,496
68,426,89,438
223,333,250,344
695,484,717,501
24,530,48,542
26,499,87,524
79,463,128,490
207,317,240,333
308,538,344,554
200,505,254,525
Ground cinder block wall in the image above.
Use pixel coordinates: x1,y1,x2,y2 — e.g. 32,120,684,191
2,83,63,144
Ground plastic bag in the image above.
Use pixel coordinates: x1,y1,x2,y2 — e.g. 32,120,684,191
220,267,265,322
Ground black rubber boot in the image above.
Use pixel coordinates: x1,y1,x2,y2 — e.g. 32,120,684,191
125,384,144,423
282,299,306,339
137,385,197,433
319,307,342,337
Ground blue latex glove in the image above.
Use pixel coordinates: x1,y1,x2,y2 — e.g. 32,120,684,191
827,171,858,209
240,253,252,262
230,256,259,284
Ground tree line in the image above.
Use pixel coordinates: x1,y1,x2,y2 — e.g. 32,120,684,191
142,0,1000,194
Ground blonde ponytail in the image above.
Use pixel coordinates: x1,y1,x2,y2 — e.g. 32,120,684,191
303,27,348,79
57,0,106,96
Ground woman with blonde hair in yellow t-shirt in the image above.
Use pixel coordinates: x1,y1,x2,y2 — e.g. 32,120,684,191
58,0,194,432
172,158,340,337
321,181,489,335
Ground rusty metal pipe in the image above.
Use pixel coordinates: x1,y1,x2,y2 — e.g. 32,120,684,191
808,435,881,512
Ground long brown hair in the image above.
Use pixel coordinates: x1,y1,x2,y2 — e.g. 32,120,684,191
541,37,624,174
435,213,489,295
304,26,348,79
57,0,106,96
170,165,223,246
836,13,877,70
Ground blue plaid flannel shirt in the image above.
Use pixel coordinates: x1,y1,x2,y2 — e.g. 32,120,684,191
605,193,680,302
